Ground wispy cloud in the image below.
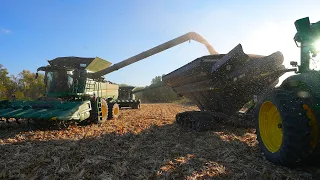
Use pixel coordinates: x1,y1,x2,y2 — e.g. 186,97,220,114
1,28,11,34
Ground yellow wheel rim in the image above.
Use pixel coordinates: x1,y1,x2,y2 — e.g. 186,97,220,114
113,107,119,116
259,101,283,153
101,102,107,119
303,104,319,149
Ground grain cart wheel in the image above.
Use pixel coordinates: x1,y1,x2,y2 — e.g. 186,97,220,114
175,112,185,124
193,114,215,132
255,88,319,167
108,103,120,119
132,102,141,109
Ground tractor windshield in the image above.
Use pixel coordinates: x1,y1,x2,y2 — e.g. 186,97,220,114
46,70,74,93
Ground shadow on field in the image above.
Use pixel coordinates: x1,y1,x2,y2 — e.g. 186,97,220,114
0,121,319,179
0,120,37,139
0,119,76,139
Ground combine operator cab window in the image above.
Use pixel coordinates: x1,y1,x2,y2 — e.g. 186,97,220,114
46,70,74,93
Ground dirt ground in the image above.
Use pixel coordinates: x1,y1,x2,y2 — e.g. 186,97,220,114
0,103,320,180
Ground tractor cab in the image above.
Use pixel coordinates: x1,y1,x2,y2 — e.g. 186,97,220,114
293,17,320,72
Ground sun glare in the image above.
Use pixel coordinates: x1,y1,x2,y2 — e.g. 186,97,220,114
314,39,320,52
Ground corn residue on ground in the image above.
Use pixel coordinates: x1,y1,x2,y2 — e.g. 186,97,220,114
0,103,319,179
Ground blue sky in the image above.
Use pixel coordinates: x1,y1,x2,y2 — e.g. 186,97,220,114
1,0,320,86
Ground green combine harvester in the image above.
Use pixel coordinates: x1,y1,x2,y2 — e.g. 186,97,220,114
0,57,122,124
0,57,140,124
0,32,215,125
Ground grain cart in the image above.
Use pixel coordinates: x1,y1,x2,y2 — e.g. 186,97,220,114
115,86,141,109
0,32,216,125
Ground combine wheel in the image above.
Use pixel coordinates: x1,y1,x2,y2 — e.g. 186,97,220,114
97,98,108,123
89,97,108,124
255,88,319,166
108,103,120,119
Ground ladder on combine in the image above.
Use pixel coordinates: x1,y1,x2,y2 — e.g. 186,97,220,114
84,80,95,93
84,80,105,123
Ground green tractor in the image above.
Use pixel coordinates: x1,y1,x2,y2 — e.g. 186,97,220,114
255,17,320,166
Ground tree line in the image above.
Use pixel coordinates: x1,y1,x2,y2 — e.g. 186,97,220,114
0,64,187,103
0,64,45,100
131,74,184,103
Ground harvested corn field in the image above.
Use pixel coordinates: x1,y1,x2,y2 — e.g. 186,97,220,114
0,103,319,179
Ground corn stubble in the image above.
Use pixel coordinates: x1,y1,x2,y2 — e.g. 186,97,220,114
0,104,318,179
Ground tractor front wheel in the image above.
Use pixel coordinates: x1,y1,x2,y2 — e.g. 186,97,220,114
255,88,319,167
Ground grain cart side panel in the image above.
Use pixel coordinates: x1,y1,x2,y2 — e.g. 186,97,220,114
162,43,287,117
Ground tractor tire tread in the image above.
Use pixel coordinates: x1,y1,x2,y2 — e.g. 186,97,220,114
255,88,318,167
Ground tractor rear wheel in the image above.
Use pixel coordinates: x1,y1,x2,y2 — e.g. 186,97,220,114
255,88,319,167
108,103,120,119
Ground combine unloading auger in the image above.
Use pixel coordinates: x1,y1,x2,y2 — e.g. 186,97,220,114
89,32,218,79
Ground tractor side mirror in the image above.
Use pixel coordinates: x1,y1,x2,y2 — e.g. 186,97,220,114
35,72,39,79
